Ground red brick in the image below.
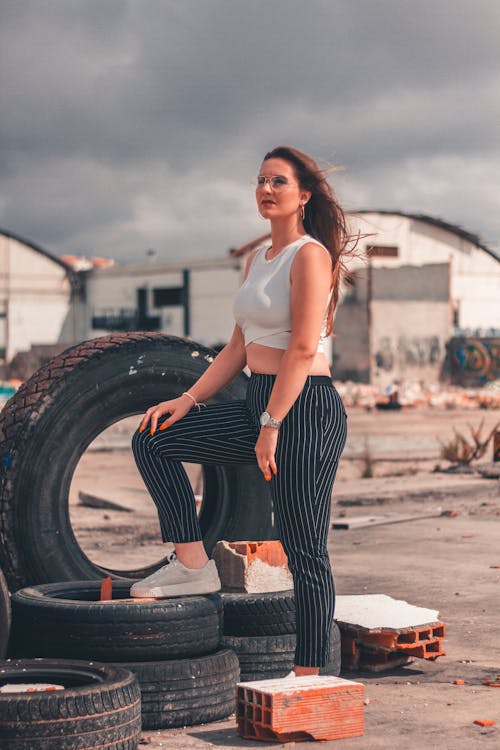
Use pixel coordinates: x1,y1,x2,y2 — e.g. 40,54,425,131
229,540,288,567
236,676,364,742
213,540,292,593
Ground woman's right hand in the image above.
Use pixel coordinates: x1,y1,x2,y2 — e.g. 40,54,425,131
139,395,193,435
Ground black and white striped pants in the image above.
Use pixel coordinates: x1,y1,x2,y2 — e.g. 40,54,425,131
132,372,348,667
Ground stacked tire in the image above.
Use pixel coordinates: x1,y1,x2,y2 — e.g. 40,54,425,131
220,589,342,680
0,659,142,750
9,580,240,730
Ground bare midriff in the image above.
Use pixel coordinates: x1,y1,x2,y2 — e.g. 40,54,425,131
246,342,331,376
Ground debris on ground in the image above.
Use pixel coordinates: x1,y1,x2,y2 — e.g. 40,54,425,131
476,462,500,479
332,508,443,529
482,675,500,687
335,380,500,410
78,490,134,512
335,594,446,672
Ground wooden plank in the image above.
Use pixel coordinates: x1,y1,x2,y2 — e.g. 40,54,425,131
332,509,443,529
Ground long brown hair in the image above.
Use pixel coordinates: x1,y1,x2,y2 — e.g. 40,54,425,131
263,145,355,337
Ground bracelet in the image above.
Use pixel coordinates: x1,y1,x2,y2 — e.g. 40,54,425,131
182,391,207,411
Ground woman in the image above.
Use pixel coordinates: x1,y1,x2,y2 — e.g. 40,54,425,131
131,145,350,676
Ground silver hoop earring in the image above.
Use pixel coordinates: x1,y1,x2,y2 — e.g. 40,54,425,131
299,204,305,221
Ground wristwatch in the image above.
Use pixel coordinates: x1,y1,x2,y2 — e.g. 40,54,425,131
260,411,282,429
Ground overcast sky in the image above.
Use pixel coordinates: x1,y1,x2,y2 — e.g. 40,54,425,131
1,0,499,263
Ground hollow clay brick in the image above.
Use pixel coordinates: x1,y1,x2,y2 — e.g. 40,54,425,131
236,675,364,742
213,540,293,593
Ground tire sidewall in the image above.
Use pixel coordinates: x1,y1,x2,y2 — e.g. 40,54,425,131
0,568,10,659
10,581,223,661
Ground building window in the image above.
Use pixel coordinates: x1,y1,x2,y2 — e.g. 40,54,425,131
92,308,138,331
367,245,399,257
153,287,184,307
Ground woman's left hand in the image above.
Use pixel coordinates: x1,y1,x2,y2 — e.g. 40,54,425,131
254,428,279,481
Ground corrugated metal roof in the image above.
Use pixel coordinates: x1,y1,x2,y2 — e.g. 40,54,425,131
354,210,499,262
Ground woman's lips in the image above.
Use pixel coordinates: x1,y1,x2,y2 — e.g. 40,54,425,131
261,200,275,206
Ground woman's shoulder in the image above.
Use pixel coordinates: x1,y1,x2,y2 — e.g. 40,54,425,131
294,235,333,268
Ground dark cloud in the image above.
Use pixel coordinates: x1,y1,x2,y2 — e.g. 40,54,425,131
1,0,499,259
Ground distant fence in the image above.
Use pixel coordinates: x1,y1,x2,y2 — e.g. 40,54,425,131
446,337,500,386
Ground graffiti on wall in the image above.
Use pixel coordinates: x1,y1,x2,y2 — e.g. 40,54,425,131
374,336,441,372
447,337,500,385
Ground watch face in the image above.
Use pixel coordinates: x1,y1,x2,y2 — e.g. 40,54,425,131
260,411,269,426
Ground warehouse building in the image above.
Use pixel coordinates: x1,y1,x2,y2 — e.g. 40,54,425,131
2,211,498,385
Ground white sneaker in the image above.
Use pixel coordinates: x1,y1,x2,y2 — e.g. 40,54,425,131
130,553,221,598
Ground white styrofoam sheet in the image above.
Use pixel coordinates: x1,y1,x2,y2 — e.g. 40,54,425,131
335,594,441,632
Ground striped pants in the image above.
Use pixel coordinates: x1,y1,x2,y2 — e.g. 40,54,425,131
132,372,348,667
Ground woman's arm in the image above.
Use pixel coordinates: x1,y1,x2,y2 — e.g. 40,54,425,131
264,243,333,421
185,247,260,402
140,248,260,433
141,326,247,434
186,325,247,402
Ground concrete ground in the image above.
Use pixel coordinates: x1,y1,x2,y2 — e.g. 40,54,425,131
69,407,500,749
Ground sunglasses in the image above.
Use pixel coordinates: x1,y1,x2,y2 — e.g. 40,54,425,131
255,175,297,191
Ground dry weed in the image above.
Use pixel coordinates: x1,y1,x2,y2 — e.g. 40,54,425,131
439,418,500,466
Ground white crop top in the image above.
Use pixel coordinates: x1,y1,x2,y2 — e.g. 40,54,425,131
232,234,333,354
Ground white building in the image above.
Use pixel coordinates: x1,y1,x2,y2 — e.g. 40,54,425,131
83,212,499,385
85,255,243,349
0,228,83,367
334,211,500,385
2,211,498,385
351,211,499,333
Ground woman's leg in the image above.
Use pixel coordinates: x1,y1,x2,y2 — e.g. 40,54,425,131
130,398,259,596
131,398,258,546
269,379,347,669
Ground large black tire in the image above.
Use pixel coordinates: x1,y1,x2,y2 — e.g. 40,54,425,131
0,658,141,750
222,589,295,636
221,623,341,681
0,333,274,590
119,649,240,729
0,569,10,658
10,581,222,661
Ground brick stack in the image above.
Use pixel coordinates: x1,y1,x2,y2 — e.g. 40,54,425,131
236,675,364,742
335,594,446,672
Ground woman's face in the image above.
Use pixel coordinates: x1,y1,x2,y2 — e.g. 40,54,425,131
256,157,310,221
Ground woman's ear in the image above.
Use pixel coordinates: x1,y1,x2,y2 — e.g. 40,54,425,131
301,189,312,206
